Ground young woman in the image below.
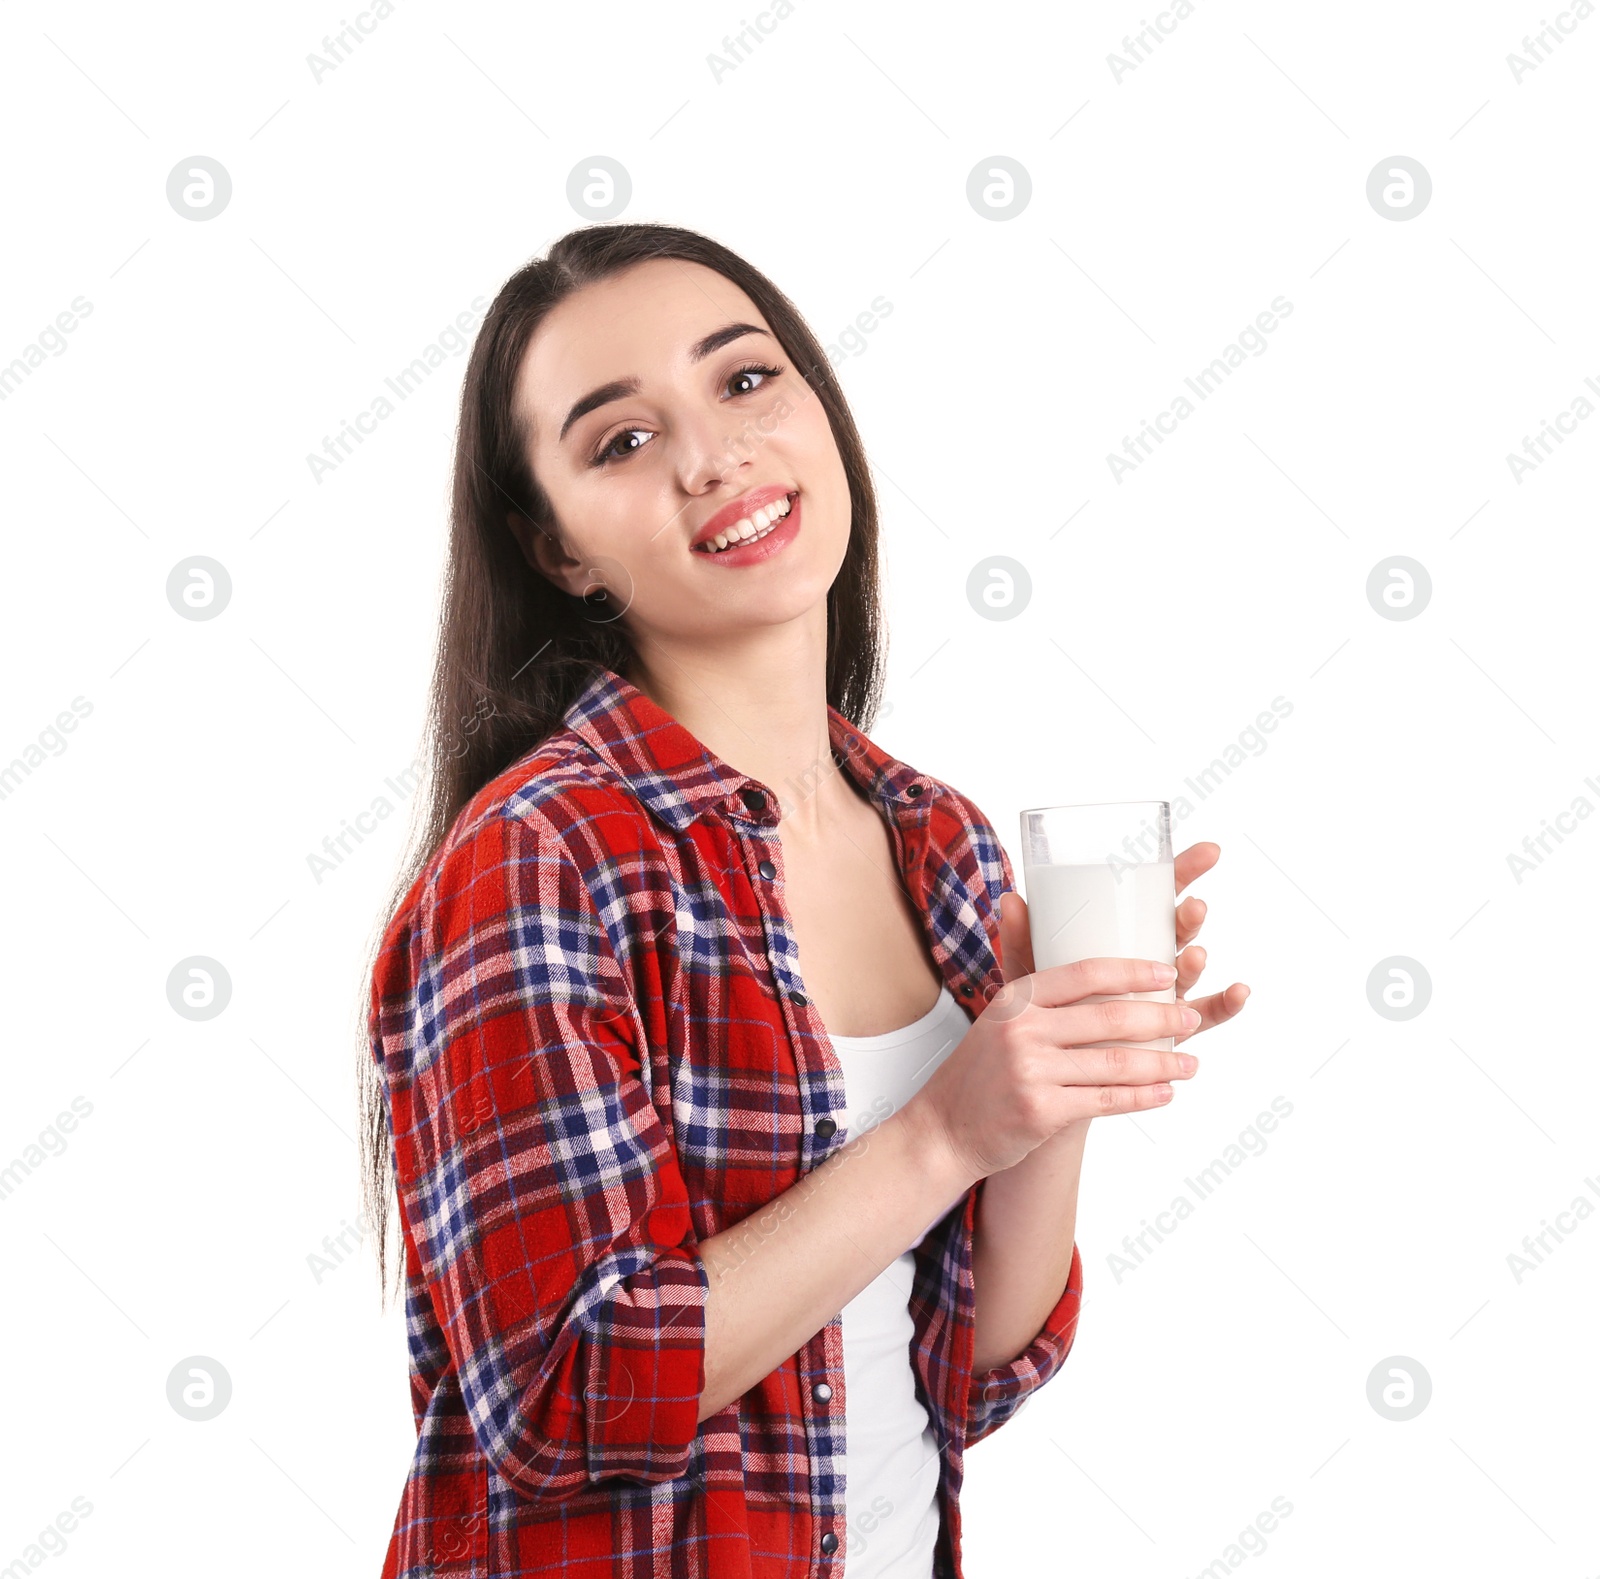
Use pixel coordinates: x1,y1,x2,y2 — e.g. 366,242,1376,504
358,222,1247,1579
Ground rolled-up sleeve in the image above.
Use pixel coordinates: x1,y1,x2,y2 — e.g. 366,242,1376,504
391,803,707,1501
965,1240,1083,1445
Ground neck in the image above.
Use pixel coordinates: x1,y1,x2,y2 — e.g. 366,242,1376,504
620,611,857,841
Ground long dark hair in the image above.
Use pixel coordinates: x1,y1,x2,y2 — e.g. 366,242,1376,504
356,222,889,1304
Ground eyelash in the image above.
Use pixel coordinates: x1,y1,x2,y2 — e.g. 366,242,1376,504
589,362,785,467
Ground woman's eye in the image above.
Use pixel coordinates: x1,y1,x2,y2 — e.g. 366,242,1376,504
595,428,653,465
592,364,782,466
727,363,781,396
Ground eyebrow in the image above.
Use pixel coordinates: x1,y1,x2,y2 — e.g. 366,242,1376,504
557,322,772,445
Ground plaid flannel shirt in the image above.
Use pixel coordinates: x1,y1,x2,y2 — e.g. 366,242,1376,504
370,664,1083,1578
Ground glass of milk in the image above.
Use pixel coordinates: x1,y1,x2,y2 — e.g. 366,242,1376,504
1018,800,1177,1052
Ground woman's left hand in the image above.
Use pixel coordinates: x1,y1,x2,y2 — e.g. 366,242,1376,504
996,840,1250,1044
1169,840,1249,1042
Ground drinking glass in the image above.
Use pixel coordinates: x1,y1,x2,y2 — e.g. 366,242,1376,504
1018,800,1178,1052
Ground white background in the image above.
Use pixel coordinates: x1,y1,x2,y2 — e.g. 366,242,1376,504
3,0,1597,1574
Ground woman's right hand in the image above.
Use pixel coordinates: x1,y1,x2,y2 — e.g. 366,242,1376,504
901,957,1200,1181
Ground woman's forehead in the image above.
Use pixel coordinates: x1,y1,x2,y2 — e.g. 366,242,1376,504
517,262,771,441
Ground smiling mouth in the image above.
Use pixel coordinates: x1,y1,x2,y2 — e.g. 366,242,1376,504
692,491,797,554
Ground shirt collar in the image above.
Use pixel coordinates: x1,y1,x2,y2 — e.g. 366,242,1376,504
561,665,936,833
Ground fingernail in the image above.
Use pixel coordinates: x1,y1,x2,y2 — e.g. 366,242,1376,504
1183,1007,1201,1028
1179,1055,1198,1073
1155,963,1178,984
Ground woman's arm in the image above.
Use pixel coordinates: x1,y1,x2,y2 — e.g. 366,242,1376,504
969,1119,1086,1373
968,886,1087,1376
697,1106,978,1422
964,840,1248,1375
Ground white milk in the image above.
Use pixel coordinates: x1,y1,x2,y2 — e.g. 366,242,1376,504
1023,859,1177,1051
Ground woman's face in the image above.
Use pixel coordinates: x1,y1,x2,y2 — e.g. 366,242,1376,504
510,258,853,661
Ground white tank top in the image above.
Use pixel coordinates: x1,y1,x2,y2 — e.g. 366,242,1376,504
825,982,972,1578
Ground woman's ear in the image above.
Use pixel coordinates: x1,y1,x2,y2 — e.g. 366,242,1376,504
505,511,538,570
507,511,583,597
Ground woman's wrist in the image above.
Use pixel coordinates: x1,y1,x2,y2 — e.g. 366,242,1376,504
892,1096,986,1194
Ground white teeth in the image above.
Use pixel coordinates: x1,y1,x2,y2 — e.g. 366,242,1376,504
696,493,794,553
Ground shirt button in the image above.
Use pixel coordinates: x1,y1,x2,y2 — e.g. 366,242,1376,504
814,1117,837,1138
740,787,766,814
791,991,809,1007
906,783,923,798
959,983,974,997
758,859,776,880
813,1382,833,1403
820,1533,838,1555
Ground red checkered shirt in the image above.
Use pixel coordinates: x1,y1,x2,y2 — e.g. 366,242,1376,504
370,664,1083,1578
